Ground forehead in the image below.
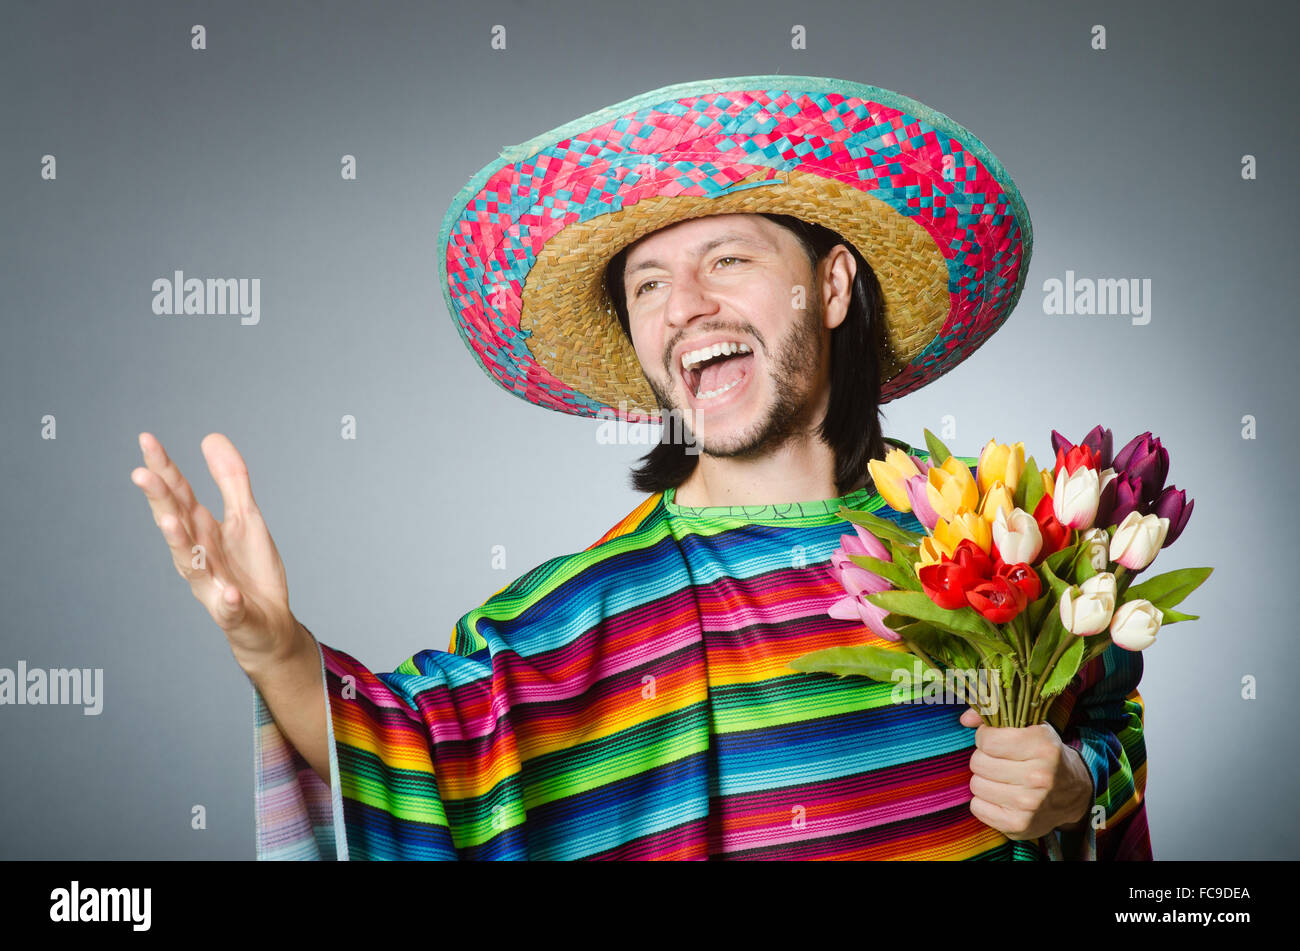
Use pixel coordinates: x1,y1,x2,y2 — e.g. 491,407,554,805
622,213,784,266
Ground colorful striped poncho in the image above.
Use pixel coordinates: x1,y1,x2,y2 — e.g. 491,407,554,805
253,443,1151,860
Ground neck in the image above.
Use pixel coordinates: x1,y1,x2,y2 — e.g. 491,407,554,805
673,429,867,507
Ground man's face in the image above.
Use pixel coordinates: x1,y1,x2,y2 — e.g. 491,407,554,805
621,213,839,458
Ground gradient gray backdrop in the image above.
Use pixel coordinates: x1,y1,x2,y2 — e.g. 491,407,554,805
1,0,1295,859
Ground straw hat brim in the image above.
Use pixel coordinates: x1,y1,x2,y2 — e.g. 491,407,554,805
438,75,1032,423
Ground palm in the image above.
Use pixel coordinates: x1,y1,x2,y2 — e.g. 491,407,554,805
132,432,298,666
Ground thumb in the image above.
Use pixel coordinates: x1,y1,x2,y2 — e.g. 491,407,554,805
960,706,985,728
215,579,246,627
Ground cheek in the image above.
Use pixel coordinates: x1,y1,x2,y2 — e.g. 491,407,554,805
629,332,663,378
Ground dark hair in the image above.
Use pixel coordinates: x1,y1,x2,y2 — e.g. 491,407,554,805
602,212,890,496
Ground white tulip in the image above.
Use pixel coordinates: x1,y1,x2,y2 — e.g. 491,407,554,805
992,506,1043,564
1053,466,1101,531
1109,511,1170,571
1059,571,1117,636
1080,527,1111,571
1109,598,1162,651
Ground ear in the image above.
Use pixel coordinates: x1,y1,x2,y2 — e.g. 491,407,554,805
820,244,856,331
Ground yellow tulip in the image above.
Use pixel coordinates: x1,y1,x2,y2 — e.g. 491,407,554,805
978,480,1016,525
867,448,920,513
916,533,954,567
1040,467,1055,497
925,456,979,522
933,511,993,557
977,439,1025,498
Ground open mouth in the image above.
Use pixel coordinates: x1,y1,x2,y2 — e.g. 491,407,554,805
680,344,756,405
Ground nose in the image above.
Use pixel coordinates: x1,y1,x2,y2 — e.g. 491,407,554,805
663,268,720,331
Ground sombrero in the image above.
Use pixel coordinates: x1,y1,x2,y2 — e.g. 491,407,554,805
437,75,1032,424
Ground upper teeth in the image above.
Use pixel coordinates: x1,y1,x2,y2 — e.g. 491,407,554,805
681,341,751,371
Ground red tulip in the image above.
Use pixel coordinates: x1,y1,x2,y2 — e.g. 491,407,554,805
1053,442,1101,481
950,537,994,581
995,561,1042,603
1032,492,1072,560
965,575,1028,624
918,560,981,610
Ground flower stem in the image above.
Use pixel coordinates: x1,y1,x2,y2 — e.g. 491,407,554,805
1027,633,1076,712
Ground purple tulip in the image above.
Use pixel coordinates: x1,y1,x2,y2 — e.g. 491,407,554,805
1095,471,1119,528
1108,473,1146,527
1113,433,1170,507
1150,485,1194,547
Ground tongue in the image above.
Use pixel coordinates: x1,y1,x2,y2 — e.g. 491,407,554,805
699,352,753,394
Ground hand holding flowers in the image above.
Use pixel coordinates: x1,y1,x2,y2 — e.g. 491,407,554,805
789,425,1212,858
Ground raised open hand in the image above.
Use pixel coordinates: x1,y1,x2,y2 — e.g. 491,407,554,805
131,432,305,675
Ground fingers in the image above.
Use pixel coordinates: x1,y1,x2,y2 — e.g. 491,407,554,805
200,432,259,522
162,508,247,631
970,747,1035,786
147,491,213,588
132,457,194,549
133,435,229,584
138,432,201,516
139,433,229,564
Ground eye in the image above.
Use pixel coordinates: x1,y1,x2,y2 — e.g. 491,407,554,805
633,256,747,298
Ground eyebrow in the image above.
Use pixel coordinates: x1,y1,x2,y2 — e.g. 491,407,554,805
625,231,775,276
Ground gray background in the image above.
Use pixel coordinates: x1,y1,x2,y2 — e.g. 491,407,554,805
1,0,1294,859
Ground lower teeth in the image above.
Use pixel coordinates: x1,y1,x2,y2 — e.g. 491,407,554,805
697,377,742,400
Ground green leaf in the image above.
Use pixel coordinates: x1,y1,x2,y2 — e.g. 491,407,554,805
1024,590,1051,634
1038,556,1074,601
1028,606,1068,677
787,644,927,682
1124,566,1214,612
923,428,952,466
1025,459,1047,517
864,589,1012,656
1156,607,1198,624
892,544,922,589
1044,544,1075,578
999,653,1019,700
845,554,912,590
1080,635,1111,667
1069,544,1099,584
1010,456,1029,510
895,620,972,669
836,506,922,546
1039,635,1085,700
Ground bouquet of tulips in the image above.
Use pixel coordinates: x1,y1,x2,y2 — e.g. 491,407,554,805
790,426,1212,730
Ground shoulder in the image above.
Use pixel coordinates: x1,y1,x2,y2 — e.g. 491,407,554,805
584,491,668,551
471,492,670,608
446,492,672,656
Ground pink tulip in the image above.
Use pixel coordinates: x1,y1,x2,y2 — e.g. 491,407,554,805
904,474,941,532
828,591,902,642
826,524,901,641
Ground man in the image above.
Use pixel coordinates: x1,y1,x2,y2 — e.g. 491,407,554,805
131,77,1150,860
